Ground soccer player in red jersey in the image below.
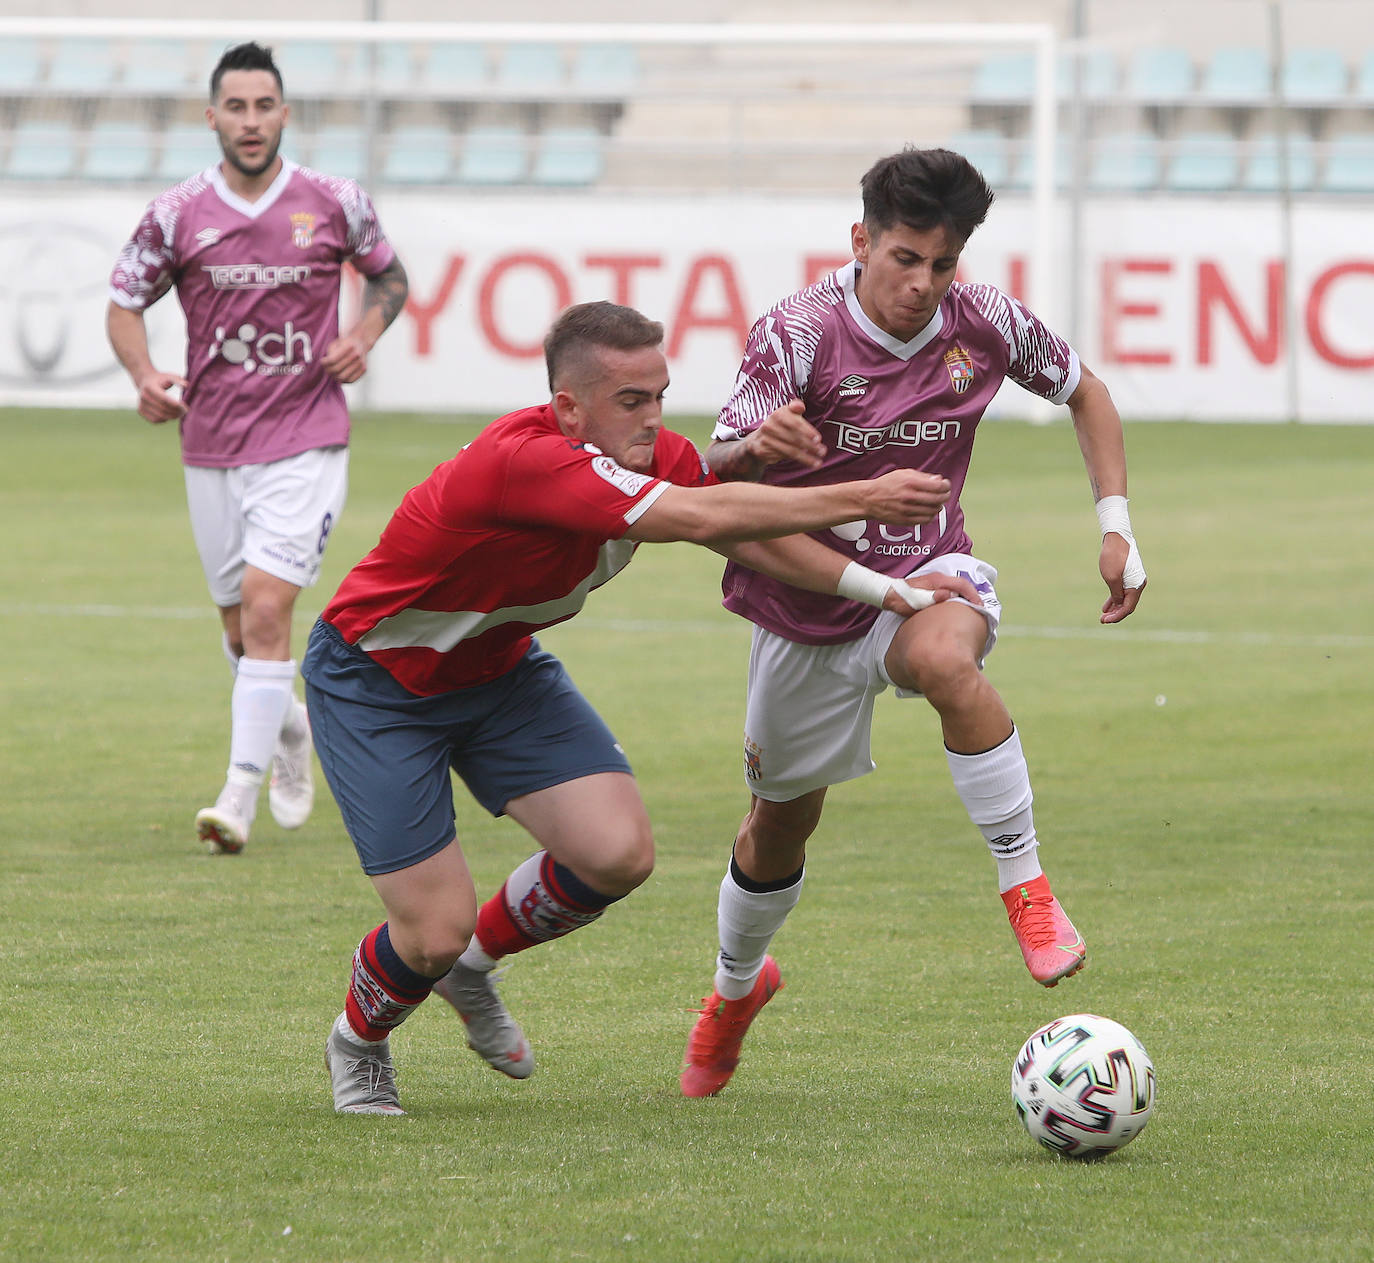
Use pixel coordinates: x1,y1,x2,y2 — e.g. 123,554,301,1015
308,300,979,1114
680,147,1148,1098
107,42,408,856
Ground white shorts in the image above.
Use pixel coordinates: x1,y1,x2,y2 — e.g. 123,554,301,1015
741,553,1002,802
184,446,349,607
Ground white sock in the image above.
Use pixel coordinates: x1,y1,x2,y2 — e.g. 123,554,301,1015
456,938,497,973
227,657,297,793
946,726,1044,893
714,861,804,1000
334,1011,386,1049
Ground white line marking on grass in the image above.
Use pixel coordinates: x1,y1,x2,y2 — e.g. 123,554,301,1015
4,603,1371,650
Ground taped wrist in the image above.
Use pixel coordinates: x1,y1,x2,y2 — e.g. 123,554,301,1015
1095,495,1147,589
836,561,895,608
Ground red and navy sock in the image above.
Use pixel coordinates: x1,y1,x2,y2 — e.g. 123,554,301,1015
344,922,444,1043
474,851,622,960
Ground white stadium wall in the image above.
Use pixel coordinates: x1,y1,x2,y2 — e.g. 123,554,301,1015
4,188,1373,422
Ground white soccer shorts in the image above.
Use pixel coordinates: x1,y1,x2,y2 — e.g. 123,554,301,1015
184,446,349,607
741,553,1002,803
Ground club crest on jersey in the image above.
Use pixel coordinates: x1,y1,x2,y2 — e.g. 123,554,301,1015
289,212,315,249
743,737,763,782
944,345,975,394
590,453,653,497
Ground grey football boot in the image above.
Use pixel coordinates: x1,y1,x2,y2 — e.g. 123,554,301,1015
431,962,534,1079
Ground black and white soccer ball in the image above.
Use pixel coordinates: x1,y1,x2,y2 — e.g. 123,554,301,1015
1011,1013,1156,1158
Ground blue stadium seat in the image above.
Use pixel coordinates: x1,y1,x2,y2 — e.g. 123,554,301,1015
0,38,43,92
279,42,341,96
83,120,156,182
948,129,1014,189
1240,132,1316,192
1319,132,1374,192
1281,47,1348,105
122,39,194,94
1165,131,1240,191
1356,50,1374,101
6,120,79,179
457,126,527,184
382,125,453,184
363,43,415,95
308,125,368,181
48,38,117,93
1126,46,1194,102
495,44,564,94
530,126,604,186
154,123,217,182
423,43,487,95
570,43,639,96
1087,131,1161,191
1199,46,1270,103
971,48,1116,102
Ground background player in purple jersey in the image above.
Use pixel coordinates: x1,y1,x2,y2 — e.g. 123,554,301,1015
680,147,1149,1099
106,42,409,857
307,301,978,1114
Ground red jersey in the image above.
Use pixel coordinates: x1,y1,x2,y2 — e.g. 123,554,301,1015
323,404,713,696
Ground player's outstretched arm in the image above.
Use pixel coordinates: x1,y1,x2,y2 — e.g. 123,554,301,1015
707,399,825,482
106,302,186,425
625,468,950,546
322,256,410,384
1067,365,1147,624
718,534,982,614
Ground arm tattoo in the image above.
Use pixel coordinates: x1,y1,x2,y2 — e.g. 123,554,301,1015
362,258,409,332
707,439,765,483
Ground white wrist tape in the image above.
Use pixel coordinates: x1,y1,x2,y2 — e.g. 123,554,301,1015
1095,495,1147,589
836,561,895,608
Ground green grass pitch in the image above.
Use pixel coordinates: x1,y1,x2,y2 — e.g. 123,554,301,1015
3,407,1372,1262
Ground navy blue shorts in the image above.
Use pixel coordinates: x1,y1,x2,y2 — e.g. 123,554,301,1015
302,619,633,876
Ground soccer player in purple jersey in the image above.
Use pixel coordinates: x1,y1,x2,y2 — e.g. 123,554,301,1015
680,147,1149,1098
106,42,408,857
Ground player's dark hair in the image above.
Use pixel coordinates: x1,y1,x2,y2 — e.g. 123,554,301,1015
860,147,994,244
210,42,284,101
545,301,664,392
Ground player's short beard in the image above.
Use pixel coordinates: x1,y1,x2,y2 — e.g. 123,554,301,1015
219,129,282,178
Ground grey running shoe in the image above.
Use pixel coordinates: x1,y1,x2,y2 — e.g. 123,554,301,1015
325,1016,405,1115
269,701,314,830
431,962,534,1079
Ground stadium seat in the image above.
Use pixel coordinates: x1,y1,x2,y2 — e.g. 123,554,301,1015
1319,132,1374,193
5,120,79,179
1087,131,1161,191
1165,131,1240,191
530,126,605,186
495,44,564,95
154,123,218,182
1355,50,1374,101
947,129,1013,189
367,43,416,95
970,49,1116,103
279,42,342,96
423,43,488,95
457,126,527,184
1125,46,1194,102
382,125,453,184
570,43,639,96
0,38,43,93
83,120,156,182
1240,132,1317,192
1199,46,1270,103
1281,47,1348,105
308,125,369,181
122,39,194,94
47,38,118,93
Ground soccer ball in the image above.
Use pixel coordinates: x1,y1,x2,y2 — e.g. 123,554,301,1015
1011,1013,1156,1158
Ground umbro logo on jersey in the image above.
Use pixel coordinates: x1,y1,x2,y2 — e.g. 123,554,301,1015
196,228,222,246
838,374,869,397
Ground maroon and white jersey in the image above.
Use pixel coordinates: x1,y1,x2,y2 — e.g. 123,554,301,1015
109,158,396,469
714,261,1081,644
323,405,715,697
